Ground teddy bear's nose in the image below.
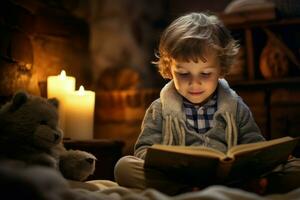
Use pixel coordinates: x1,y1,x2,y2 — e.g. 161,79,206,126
86,158,95,164
54,133,60,142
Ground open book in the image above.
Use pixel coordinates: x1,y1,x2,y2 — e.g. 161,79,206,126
144,136,299,185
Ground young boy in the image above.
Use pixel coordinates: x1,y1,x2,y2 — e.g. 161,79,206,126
114,12,300,195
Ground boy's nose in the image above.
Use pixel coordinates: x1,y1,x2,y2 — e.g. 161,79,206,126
189,76,202,86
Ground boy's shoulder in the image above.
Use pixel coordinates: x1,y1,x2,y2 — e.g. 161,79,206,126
218,79,238,98
148,98,162,109
143,98,164,123
216,79,252,116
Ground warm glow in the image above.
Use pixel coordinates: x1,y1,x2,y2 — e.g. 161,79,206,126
59,70,66,80
65,84,95,140
47,70,75,132
78,85,85,95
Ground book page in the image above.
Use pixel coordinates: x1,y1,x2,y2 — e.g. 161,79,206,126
149,144,226,158
227,136,295,157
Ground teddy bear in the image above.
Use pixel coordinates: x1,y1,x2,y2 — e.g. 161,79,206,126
0,90,97,181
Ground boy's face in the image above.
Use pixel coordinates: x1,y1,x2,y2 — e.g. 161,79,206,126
170,51,222,105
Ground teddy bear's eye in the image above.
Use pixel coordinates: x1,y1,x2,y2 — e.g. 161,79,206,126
40,120,47,125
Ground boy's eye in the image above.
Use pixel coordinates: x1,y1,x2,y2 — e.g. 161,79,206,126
176,72,189,76
201,72,211,77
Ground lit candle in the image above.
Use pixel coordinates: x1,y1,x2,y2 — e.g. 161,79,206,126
47,70,75,132
65,86,95,140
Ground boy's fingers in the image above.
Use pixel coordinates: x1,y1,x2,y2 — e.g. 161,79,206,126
259,178,268,188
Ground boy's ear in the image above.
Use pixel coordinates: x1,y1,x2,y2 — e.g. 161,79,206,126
166,73,173,79
165,67,173,79
219,69,227,79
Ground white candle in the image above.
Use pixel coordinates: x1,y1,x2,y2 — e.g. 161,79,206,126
65,86,95,140
47,70,75,132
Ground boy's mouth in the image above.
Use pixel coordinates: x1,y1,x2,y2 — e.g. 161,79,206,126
188,91,204,95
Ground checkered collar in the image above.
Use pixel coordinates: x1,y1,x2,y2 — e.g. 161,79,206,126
160,79,238,119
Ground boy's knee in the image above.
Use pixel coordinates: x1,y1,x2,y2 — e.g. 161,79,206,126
114,156,128,181
114,156,130,178
114,156,143,186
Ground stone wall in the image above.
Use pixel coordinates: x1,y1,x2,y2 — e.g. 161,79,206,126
0,0,91,102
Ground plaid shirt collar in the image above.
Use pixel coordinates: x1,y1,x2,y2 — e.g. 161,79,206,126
183,92,218,133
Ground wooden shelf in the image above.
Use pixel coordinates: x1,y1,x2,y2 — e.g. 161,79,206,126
229,77,300,89
225,18,300,29
223,15,300,82
220,13,300,151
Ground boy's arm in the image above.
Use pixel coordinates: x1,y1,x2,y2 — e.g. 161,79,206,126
236,99,266,144
134,100,163,159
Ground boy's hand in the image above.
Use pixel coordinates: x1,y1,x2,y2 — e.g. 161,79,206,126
242,177,268,195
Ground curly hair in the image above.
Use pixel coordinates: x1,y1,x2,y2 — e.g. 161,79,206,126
154,12,239,79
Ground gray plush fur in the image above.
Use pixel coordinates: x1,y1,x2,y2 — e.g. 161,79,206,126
0,91,96,181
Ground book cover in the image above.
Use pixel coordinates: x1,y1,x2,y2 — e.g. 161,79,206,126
144,136,299,185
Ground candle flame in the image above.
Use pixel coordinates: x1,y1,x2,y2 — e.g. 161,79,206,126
59,70,66,80
78,85,85,95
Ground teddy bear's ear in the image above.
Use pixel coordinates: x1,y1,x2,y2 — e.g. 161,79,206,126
11,91,28,111
48,98,59,109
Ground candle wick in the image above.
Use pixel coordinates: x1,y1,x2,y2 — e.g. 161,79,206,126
60,70,67,80
78,85,85,95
